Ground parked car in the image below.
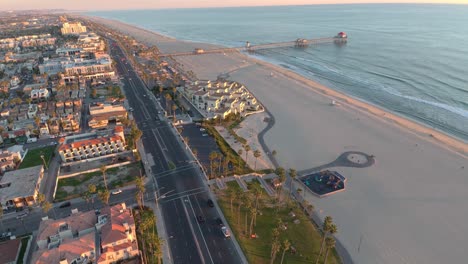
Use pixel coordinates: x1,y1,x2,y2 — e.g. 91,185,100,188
111,189,123,195
59,201,71,208
207,199,214,207
197,215,206,223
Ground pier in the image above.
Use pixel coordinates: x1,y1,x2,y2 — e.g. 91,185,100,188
158,33,347,57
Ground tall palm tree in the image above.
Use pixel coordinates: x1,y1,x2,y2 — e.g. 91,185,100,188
275,167,286,203
235,189,244,225
136,176,145,209
209,151,218,178
244,145,251,164
81,191,91,210
172,104,177,121
226,187,236,214
249,206,257,236
323,237,336,264
41,201,52,216
270,239,281,264
288,168,297,203
88,184,97,208
280,239,291,264
98,189,110,205
316,216,337,264
165,93,172,114
100,165,108,190
237,149,243,172
253,150,261,170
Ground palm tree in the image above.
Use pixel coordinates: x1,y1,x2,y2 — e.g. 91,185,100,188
165,93,172,114
288,168,297,202
323,237,336,264
251,184,262,226
244,145,251,164
88,184,97,208
192,148,198,159
249,206,257,236
41,201,52,216
98,189,110,205
253,150,261,170
316,216,337,264
275,167,286,203
280,239,291,264
272,150,277,157
172,104,177,121
270,238,281,264
226,187,236,214
172,87,177,99
209,151,218,178
100,165,108,190
81,191,91,210
136,176,146,209
235,189,244,225
237,149,243,171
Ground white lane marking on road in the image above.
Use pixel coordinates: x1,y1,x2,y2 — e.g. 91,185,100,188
181,197,207,264
187,196,215,264
152,128,168,151
161,187,206,200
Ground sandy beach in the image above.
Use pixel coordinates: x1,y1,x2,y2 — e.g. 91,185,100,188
87,16,468,264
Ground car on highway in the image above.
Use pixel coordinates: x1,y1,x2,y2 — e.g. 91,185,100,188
111,189,123,195
200,128,206,132
207,199,214,207
202,133,209,137
197,215,206,223
221,226,231,238
215,218,224,226
59,201,71,208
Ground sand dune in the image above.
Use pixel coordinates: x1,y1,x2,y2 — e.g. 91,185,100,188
87,16,468,264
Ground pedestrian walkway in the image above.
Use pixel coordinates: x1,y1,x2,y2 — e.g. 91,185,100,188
234,176,248,192
257,176,276,197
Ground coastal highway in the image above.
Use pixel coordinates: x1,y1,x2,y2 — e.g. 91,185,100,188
108,39,245,264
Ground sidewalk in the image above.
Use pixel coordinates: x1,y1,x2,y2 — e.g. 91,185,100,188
137,141,173,264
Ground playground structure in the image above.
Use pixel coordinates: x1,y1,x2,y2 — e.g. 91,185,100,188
300,170,347,197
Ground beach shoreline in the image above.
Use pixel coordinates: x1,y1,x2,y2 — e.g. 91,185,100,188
82,15,468,264
83,15,467,157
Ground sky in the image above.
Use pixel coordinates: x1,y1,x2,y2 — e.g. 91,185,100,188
1,0,468,11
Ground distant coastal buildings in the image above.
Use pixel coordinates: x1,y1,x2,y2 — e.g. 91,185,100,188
60,22,87,35
181,79,263,119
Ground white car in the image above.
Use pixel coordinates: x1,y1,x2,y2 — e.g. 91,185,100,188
111,189,122,195
199,128,206,132
221,226,231,238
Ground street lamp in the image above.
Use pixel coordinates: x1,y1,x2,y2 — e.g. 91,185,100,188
40,153,48,170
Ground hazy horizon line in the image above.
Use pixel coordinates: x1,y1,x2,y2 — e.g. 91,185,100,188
2,2,467,12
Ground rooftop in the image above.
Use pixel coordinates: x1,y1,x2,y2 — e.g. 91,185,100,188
37,210,96,242
0,238,22,264
0,165,44,202
32,232,96,264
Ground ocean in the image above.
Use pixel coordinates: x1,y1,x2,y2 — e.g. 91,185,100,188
89,4,468,142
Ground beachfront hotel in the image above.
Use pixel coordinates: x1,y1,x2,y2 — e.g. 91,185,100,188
181,79,262,119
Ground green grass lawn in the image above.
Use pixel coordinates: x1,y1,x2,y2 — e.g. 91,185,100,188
16,236,31,264
55,162,141,201
19,146,56,169
217,184,341,264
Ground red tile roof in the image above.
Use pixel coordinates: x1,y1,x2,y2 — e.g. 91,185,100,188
58,135,122,152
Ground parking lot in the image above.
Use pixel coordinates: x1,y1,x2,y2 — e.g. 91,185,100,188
180,123,220,170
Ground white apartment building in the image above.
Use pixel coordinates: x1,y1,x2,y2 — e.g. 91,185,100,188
61,22,87,35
